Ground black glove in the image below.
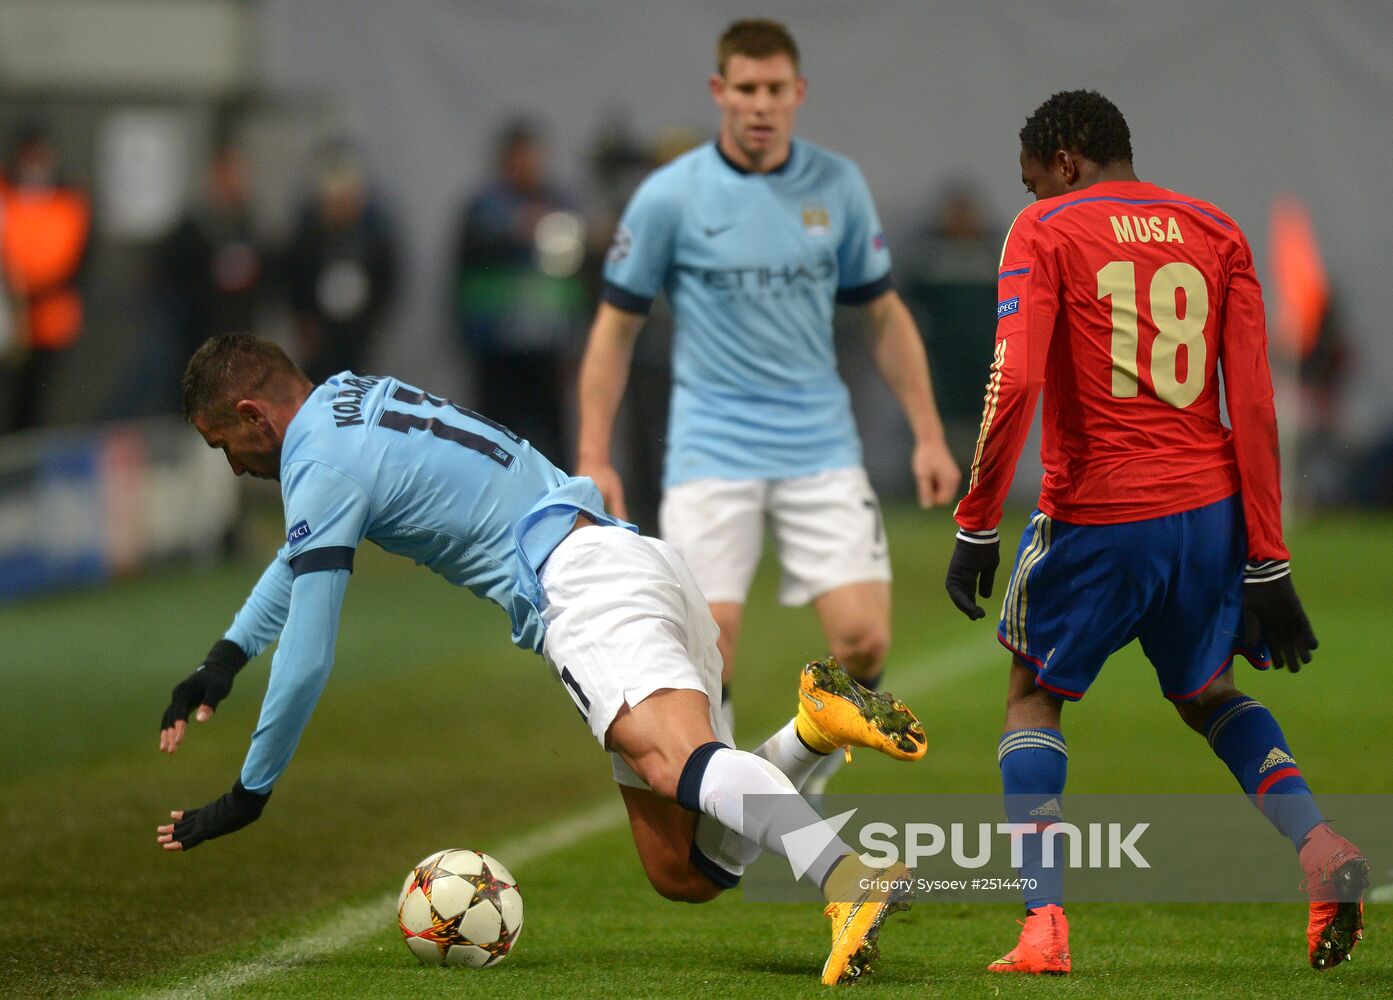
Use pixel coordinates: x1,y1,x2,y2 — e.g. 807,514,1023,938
945,528,1000,621
161,639,249,732
1242,560,1317,672
171,780,270,850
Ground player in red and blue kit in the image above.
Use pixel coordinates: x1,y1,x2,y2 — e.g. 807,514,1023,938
944,91,1367,974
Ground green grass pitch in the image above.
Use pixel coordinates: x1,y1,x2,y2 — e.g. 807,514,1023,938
1,505,1389,998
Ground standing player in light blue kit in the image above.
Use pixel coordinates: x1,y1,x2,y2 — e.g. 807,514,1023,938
154,334,926,985
578,20,959,790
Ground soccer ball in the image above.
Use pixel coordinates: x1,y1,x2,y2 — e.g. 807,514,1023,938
397,849,523,967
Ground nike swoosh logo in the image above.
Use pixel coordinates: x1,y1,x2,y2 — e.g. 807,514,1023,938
800,690,825,711
703,224,735,237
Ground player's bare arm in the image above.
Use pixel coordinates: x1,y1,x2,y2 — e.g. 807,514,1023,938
862,289,960,508
576,302,646,519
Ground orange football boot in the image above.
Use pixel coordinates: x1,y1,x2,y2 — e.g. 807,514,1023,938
988,903,1071,974
1300,824,1369,971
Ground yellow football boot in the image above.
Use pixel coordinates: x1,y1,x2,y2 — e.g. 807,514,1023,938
796,657,927,762
821,859,915,985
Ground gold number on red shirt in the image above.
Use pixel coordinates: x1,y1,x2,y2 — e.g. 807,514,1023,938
1097,260,1139,398
1097,260,1209,408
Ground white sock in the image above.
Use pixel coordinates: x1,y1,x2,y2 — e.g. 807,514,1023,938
682,746,849,890
753,718,829,791
694,811,757,879
695,720,836,878
803,748,846,796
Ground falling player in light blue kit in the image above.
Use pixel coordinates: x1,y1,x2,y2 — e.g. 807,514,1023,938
154,334,926,985
578,19,960,791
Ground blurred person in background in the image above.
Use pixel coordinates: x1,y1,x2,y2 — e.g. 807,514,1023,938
577,19,959,790
146,141,267,414
454,119,587,468
0,201,12,362
287,142,397,386
1267,195,1353,509
1296,288,1351,506
583,120,702,531
901,180,1000,465
0,121,90,432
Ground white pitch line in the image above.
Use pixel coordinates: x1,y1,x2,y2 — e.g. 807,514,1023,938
138,628,999,998
890,630,1005,702
141,799,625,1000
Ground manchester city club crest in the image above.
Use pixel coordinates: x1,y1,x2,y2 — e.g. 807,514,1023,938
607,223,633,264
801,202,830,237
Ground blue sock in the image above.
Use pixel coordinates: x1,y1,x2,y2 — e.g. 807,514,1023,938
1204,696,1323,849
999,728,1068,911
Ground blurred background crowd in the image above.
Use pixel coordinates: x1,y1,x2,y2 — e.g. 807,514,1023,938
0,0,1385,600
0,104,1030,521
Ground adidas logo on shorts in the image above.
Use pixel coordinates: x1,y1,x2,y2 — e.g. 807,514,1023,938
1029,798,1063,818
1259,747,1296,773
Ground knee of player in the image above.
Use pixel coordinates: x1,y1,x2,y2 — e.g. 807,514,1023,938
1003,673,1065,729
831,626,889,676
645,862,725,904
1172,701,1208,734
1174,683,1245,734
630,758,684,802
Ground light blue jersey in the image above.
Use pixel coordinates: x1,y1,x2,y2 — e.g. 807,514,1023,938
602,139,892,486
221,372,630,791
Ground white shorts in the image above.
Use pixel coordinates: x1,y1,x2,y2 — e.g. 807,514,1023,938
538,526,732,790
659,467,892,607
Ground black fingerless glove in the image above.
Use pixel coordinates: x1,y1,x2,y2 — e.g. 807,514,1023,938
160,639,249,732
172,780,270,850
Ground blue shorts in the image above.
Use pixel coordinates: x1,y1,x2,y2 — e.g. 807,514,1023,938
997,495,1270,701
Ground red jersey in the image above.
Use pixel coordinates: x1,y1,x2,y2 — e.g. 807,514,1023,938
954,180,1288,562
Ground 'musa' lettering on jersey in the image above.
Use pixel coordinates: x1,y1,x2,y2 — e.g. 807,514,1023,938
1110,215,1184,244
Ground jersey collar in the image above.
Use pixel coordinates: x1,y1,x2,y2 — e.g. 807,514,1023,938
713,137,795,176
